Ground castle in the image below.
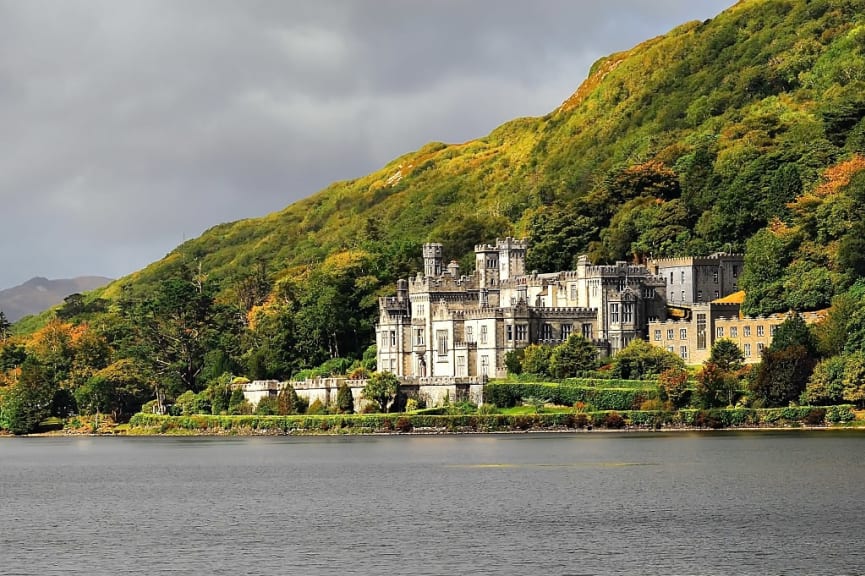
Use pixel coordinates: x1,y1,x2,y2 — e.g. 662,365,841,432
376,238,670,379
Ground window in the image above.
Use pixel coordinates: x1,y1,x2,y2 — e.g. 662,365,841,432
610,303,620,323
696,313,706,350
654,329,662,341
770,325,778,336
681,271,685,283
681,290,685,301
744,343,751,357
570,284,577,300
670,272,674,284
757,325,764,337
506,325,513,341
730,327,738,338
415,329,424,346
667,329,674,340
466,326,473,342
456,356,466,376
732,265,738,277
562,324,572,339
697,290,703,301
716,327,724,338
744,326,751,337
582,323,593,339
714,291,720,299
436,330,448,357
390,331,396,346
680,328,688,340
666,346,674,353
541,323,553,340
480,325,488,344
481,355,490,376
623,303,633,323
516,324,527,341
713,271,719,284
680,346,688,360
758,342,765,352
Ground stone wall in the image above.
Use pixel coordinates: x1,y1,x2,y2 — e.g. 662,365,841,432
241,376,487,412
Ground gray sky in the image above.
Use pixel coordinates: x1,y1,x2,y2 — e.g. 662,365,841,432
0,0,734,289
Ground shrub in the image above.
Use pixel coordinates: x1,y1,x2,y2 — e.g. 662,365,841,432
602,411,626,429
307,398,326,415
395,416,413,433
802,408,826,426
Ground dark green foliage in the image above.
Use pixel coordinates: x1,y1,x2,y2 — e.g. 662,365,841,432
751,345,816,407
549,335,598,378
611,339,684,380
709,339,744,373
254,396,279,415
336,382,354,414
362,371,400,413
504,349,524,375
770,314,818,355
520,345,554,377
0,358,55,434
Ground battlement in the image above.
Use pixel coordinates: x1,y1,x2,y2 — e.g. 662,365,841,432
650,253,744,268
473,236,528,253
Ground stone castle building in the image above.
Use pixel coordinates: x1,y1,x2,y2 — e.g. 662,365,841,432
648,254,744,305
376,238,668,379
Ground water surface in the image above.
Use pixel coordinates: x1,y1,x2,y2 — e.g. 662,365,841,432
1,431,863,575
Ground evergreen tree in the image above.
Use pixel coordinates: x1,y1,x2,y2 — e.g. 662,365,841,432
336,382,354,414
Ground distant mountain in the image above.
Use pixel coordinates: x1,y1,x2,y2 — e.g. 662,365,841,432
0,276,113,322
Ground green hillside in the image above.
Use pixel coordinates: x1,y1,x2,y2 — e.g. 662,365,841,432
113,0,865,299
6,0,865,421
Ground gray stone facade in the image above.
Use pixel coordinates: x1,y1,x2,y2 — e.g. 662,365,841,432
376,238,667,378
649,253,743,304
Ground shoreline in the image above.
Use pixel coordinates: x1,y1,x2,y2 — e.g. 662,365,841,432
7,423,865,438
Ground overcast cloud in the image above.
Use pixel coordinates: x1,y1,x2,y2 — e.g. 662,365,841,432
0,0,733,289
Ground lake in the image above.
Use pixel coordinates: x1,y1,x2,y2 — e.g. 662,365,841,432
1,431,864,575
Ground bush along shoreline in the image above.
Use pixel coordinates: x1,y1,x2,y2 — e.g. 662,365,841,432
119,405,858,436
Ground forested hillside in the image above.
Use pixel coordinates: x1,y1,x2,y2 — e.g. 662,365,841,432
4,0,865,431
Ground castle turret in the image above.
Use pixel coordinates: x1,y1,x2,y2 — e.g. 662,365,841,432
475,243,499,287
423,243,443,277
497,237,527,280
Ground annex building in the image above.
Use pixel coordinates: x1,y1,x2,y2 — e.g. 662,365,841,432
376,238,668,379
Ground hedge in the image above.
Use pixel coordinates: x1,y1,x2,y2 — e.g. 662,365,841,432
483,382,657,410
126,405,856,434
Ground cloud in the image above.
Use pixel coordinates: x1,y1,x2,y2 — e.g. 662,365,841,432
0,0,733,289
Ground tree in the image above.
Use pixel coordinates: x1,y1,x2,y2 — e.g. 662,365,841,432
611,339,684,380
802,355,846,406
276,384,302,415
336,382,354,414
0,358,55,434
751,345,815,407
363,371,399,413
521,344,553,377
709,339,744,373
73,359,149,422
549,335,597,378
770,314,817,356
658,367,690,409
695,362,739,408
0,310,10,343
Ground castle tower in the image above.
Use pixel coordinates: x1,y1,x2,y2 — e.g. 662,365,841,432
422,243,443,277
475,243,499,287
497,237,527,280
